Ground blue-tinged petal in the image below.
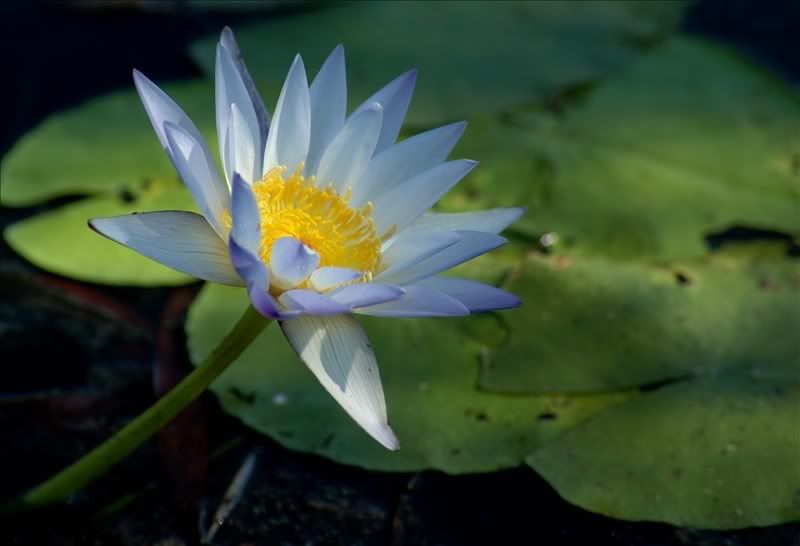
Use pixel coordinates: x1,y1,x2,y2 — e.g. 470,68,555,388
415,277,521,312
278,289,350,316
309,267,363,292
377,230,506,286
216,40,263,182
372,160,477,235
162,121,230,239
219,27,270,145
247,283,283,319
352,69,416,153
225,103,258,185
329,283,404,309
351,121,466,207
306,45,347,178
315,103,383,194
380,230,461,277
355,286,469,317
229,234,268,291
406,207,526,236
89,211,241,286
262,55,311,174
269,237,321,291
280,315,399,450
230,173,261,255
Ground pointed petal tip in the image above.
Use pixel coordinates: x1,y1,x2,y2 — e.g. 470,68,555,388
373,423,400,451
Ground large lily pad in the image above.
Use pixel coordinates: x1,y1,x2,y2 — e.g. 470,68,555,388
1,81,215,207
186,283,631,473
189,1,687,125
4,180,198,285
442,38,800,258
480,250,800,394
527,377,800,529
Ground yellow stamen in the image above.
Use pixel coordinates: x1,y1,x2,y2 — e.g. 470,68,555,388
251,164,383,276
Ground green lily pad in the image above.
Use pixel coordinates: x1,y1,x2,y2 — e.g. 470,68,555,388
189,1,687,125
480,250,800,394
442,38,800,258
1,81,215,207
4,180,198,285
186,283,631,473
527,377,800,529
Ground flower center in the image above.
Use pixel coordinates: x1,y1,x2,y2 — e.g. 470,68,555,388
252,165,384,276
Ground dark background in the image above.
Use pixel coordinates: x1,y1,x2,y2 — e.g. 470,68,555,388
1,1,799,545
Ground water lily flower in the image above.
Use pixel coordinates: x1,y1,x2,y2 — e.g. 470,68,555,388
90,28,522,450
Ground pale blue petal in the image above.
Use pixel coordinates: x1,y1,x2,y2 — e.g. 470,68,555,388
280,315,398,450
309,267,363,292
379,230,461,276
377,231,506,286
329,283,404,309
415,277,521,312
262,55,311,174
162,121,230,239
351,121,466,207
352,69,416,153
278,289,350,315
355,286,468,317
306,45,347,177
269,237,321,291
216,40,262,182
407,207,526,236
315,103,383,194
90,212,241,285
229,236,268,292
219,27,269,144
372,160,477,235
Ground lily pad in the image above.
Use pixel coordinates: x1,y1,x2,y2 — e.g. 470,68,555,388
4,180,197,285
480,250,800,394
1,81,215,207
527,377,800,529
189,1,687,125
442,38,800,258
186,283,631,473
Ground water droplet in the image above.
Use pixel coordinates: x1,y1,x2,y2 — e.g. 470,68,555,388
272,392,289,405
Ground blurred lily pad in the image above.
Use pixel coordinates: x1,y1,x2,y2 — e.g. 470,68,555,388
443,38,800,258
527,377,800,529
186,283,631,473
189,1,688,124
480,250,800,394
4,180,197,285
1,81,215,207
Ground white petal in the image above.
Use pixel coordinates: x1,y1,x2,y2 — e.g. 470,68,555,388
352,69,416,153
226,103,257,183
406,208,525,235
216,42,263,183
372,160,477,235
269,237,320,291
415,277,521,312
329,283,404,309
350,121,466,207
280,315,398,450
355,286,468,317
230,174,261,256
219,27,270,143
262,55,311,174
315,103,383,194
309,267,363,292
89,212,241,285
378,231,506,286
379,230,461,277
163,122,230,239
306,45,347,177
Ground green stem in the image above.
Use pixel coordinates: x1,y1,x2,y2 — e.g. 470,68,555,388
3,305,270,511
